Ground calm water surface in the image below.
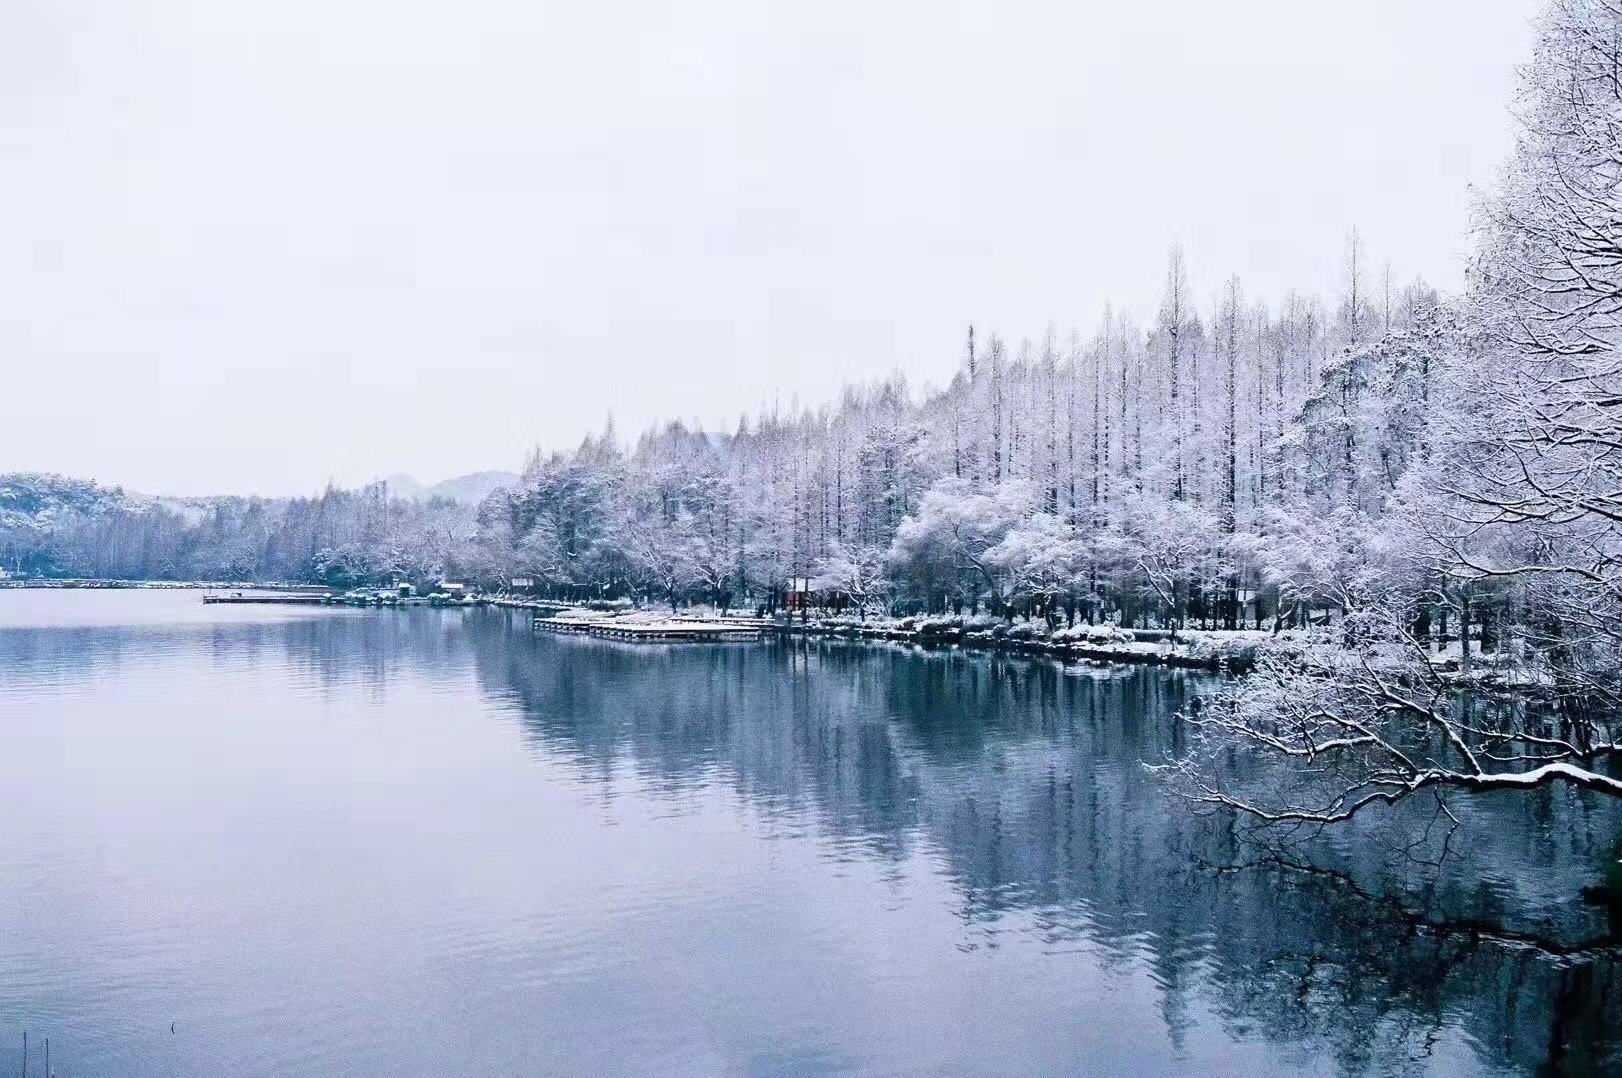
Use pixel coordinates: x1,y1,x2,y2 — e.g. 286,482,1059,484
0,591,1617,1076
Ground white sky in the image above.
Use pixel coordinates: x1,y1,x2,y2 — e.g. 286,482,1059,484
1,0,1538,497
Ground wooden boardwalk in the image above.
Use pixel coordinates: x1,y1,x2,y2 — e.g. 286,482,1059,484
533,615,765,642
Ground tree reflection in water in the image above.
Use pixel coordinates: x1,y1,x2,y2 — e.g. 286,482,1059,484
463,621,1620,1076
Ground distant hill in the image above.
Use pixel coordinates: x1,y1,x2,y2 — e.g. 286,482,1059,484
425,471,519,503
0,471,147,521
378,473,427,500
376,471,518,505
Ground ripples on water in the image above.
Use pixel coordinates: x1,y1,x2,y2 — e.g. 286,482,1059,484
0,591,1617,1076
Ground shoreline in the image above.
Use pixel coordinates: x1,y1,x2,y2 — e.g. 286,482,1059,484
505,600,1239,672
5,586,1512,685
776,620,1231,671
515,604,1527,690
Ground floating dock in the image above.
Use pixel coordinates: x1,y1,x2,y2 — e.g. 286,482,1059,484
533,614,766,642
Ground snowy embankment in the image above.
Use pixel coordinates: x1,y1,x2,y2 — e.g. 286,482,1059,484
779,613,1274,671
496,599,1530,686
499,598,1238,666
783,614,1534,686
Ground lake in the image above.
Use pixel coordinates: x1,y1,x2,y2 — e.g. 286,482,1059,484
0,590,1617,1076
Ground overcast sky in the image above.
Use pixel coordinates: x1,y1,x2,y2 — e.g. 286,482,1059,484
2,0,1538,497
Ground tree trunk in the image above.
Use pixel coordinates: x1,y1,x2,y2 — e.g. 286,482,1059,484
1459,586,1472,676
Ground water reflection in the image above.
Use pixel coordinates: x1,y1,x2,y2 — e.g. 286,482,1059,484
468,624,1621,1074
1,598,1617,1076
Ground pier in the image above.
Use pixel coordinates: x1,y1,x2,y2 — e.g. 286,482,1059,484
202,592,332,605
532,613,766,642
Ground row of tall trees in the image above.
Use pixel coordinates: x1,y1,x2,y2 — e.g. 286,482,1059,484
468,237,1435,629
1,239,1441,631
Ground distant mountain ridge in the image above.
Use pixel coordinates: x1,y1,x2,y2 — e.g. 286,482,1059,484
1,470,519,518
376,471,518,505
